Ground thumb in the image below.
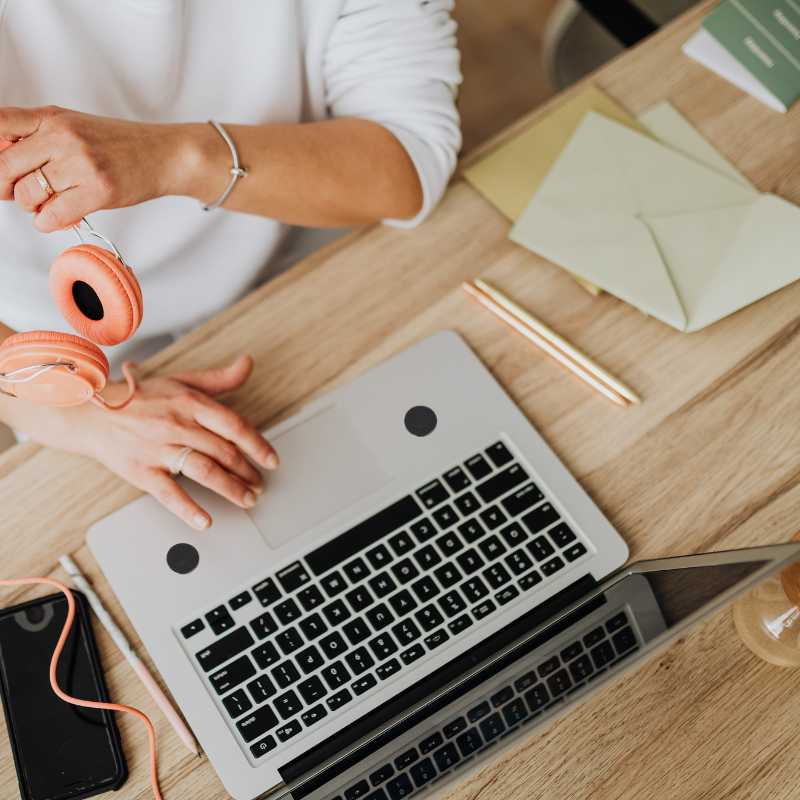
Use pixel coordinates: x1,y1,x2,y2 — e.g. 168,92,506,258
173,356,253,396
0,106,51,140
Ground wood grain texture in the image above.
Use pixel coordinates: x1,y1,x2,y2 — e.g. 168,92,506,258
3,1,800,798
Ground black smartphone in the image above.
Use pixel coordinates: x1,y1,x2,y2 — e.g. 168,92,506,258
0,591,127,800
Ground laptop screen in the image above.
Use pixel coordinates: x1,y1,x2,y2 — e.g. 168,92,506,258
278,546,799,800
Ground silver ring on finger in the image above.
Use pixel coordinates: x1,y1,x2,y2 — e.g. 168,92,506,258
170,446,194,475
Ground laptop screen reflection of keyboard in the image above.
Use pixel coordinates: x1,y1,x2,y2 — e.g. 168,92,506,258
179,439,594,763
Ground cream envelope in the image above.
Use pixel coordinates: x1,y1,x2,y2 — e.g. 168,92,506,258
509,111,800,331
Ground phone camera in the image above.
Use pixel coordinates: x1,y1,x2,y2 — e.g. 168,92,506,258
25,606,45,624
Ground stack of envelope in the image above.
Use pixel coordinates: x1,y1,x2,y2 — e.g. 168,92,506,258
465,87,800,332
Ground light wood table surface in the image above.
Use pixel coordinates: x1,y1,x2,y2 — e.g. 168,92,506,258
3,1,800,798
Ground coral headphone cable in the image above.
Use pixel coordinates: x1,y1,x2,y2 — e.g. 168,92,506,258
0,577,163,800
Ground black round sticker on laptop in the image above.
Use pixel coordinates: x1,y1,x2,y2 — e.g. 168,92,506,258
167,543,200,574
404,406,437,437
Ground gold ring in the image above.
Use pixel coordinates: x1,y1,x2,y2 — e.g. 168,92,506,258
34,168,54,197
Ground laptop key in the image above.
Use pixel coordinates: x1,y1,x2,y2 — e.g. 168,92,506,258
276,627,304,655
411,575,440,602
392,619,421,644
230,591,252,611
323,599,351,626
387,775,414,800
546,669,572,697
206,606,234,635
410,757,437,787
454,491,479,516
502,483,544,517
448,614,473,635
538,656,560,678
414,545,442,571
369,573,397,599
613,626,636,654
548,522,576,548
514,671,537,693
252,578,281,608
346,647,375,675
298,676,327,703
518,571,543,591
416,604,444,631
250,735,277,759
250,611,277,640
502,698,528,726
434,563,462,589
196,627,254,672
424,628,449,650
271,661,301,689
443,466,471,492
248,675,277,703
299,613,327,640
584,627,605,647
432,505,459,530
483,563,511,589
276,719,302,742
321,571,347,598
561,641,583,662
222,689,252,719
499,522,528,548
456,728,482,756
366,603,394,630
388,589,417,617
433,742,460,771
400,643,425,665
327,688,353,710
458,519,486,544
522,503,560,534
526,536,555,562
391,559,419,585
367,544,393,570
369,633,399,660
443,717,467,738
505,549,534,575
345,780,371,800
321,661,351,688
252,641,280,670
274,599,302,625
436,531,463,557
210,655,256,695
456,549,484,575
236,704,278,742
319,631,347,659
491,686,514,707
370,763,395,787
524,684,550,711
606,612,628,633
437,590,466,617
472,599,496,620
479,712,505,741
478,535,506,561
376,658,401,680
419,731,443,754
388,532,415,557
564,542,587,562
274,689,302,719
351,674,378,695
343,619,371,645
416,479,449,509
410,519,437,543
569,655,594,682
485,441,514,467
301,704,328,727
297,585,325,612
181,618,204,639
464,453,492,480
347,586,375,612
276,561,311,593
480,506,507,530
343,557,371,584
296,645,325,674
541,557,564,576
394,748,419,770
476,463,527,503
468,701,491,723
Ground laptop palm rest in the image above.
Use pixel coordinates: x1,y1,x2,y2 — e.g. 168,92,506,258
247,404,392,550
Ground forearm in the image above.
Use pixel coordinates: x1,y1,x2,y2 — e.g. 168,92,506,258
164,118,423,227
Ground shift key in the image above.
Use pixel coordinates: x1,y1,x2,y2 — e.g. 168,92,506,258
196,627,254,672
476,464,528,503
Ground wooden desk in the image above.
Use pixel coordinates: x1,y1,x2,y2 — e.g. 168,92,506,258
2,1,800,797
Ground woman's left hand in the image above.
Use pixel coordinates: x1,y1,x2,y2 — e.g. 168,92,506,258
0,105,182,232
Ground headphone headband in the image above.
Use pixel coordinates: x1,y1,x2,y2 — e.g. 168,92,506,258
70,218,128,268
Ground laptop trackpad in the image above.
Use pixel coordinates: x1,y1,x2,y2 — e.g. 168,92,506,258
247,404,392,550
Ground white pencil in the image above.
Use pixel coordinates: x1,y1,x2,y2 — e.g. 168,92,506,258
59,554,201,758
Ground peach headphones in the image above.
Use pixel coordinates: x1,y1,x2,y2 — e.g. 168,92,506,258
0,141,142,409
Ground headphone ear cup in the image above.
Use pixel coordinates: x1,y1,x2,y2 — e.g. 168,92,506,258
50,244,143,346
0,330,109,406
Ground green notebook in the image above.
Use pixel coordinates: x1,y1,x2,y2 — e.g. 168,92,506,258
698,0,800,111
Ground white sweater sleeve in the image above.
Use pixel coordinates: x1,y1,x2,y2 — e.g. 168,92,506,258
323,0,462,228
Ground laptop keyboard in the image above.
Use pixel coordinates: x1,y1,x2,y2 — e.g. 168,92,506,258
177,440,595,762
325,610,639,800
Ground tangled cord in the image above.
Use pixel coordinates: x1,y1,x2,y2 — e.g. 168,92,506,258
0,577,162,800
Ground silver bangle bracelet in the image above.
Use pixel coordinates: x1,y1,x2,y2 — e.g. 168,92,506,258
201,120,248,212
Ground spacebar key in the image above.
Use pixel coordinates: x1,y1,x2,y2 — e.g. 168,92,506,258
195,627,254,672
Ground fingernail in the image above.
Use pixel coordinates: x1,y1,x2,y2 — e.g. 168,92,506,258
195,514,210,529
252,482,265,495
243,491,257,508
265,453,279,469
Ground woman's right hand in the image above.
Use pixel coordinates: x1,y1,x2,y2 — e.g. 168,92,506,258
1,355,277,529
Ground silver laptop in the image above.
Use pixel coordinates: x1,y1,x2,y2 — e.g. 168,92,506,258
87,330,632,799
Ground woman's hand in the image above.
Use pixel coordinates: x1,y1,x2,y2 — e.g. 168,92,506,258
5,355,278,530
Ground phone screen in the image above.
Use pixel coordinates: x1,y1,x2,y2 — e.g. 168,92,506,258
0,595,124,800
